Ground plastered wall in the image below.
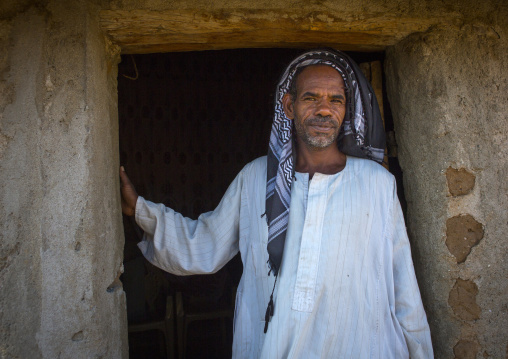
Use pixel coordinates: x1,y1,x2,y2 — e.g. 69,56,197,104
385,19,508,358
0,2,127,358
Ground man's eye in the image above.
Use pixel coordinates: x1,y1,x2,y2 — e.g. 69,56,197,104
331,99,344,104
303,97,315,101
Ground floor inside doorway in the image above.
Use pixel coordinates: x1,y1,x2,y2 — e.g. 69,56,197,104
128,318,233,358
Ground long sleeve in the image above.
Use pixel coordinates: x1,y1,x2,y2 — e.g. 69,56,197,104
135,167,245,276
388,182,434,358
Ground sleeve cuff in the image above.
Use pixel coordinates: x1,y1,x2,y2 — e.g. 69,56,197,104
134,195,144,223
134,196,158,235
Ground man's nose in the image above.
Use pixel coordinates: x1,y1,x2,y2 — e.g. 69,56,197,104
314,99,333,117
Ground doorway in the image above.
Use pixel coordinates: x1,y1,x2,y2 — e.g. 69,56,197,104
117,48,398,358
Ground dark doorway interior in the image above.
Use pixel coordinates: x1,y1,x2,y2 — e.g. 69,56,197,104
118,48,395,359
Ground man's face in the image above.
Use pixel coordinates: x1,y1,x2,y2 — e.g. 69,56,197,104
283,65,346,150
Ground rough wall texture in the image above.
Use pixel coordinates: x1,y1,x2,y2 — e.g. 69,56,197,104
0,1,127,358
386,12,508,358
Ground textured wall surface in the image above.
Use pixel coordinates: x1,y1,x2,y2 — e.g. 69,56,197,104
0,1,127,358
385,16,508,358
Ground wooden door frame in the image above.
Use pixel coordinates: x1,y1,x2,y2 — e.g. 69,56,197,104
100,9,445,54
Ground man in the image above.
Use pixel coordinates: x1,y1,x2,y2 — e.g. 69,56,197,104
120,49,433,358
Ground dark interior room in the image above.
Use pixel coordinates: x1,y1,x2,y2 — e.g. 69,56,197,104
118,48,399,359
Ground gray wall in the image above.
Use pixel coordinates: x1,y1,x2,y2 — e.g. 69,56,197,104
0,2,127,358
385,20,508,359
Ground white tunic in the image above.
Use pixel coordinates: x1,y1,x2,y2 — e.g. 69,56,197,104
136,156,433,358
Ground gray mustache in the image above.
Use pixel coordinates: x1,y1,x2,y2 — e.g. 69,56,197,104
306,117,337,127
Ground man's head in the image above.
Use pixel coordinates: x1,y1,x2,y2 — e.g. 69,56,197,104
282,65,347,151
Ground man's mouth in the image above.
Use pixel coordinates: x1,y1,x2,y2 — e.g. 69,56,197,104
310,124,333,131
307,120,336,132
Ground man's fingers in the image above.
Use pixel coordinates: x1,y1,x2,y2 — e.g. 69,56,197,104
119,166,137,193
119,166,132,186
119,166,138,216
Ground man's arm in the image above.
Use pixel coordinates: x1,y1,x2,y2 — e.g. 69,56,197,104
389,182,434,358
120,165,244,276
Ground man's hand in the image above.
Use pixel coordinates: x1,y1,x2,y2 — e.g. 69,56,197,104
120,166,138,216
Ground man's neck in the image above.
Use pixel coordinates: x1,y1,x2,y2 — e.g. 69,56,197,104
294,141,347,179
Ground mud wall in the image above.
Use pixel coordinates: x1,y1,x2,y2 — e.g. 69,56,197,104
385,17,508,359
0,1,127,358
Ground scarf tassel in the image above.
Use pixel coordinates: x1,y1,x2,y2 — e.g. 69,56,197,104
264,275,278,333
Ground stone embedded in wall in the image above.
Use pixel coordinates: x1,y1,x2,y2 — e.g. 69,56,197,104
446,167,476,196
107,268,123,293
453,339,479,359
446,214,484,263
71,331,84,342
448,278,481,321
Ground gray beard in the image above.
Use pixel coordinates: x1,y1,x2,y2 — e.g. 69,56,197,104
294,116,340,150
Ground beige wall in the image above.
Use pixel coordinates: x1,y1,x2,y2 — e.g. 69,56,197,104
0,0,506,358
0,1,127,358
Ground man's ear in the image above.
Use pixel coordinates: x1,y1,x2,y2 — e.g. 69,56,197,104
282,93,295,120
